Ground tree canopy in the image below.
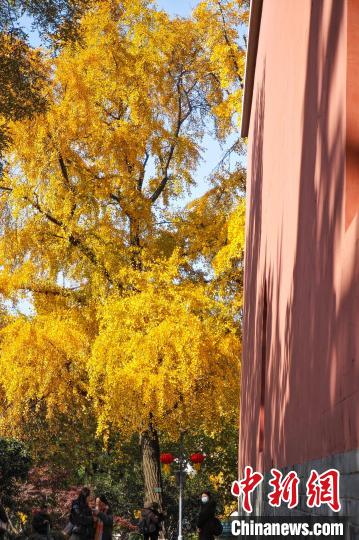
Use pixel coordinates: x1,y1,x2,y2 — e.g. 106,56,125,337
0,0,247,507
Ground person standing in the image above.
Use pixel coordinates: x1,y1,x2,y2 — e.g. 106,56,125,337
69,487,95,540
197,492,217,540
139,502,163,540
93,495,113,540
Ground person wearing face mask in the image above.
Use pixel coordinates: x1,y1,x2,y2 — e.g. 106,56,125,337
197,491,217,540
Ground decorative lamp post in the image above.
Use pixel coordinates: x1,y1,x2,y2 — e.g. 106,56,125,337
190,452,205,471
160,452,174,475
177,431,185,540
161,434,205,540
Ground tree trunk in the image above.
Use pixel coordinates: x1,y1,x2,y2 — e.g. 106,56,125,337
140,419,163,511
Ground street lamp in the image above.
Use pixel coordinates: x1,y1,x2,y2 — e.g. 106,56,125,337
178,431,184,540
160,435,205,540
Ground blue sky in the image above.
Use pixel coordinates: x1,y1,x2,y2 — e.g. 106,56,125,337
156,0,198,16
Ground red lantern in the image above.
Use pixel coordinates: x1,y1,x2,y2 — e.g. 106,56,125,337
160,452,174,474
190,452,205,471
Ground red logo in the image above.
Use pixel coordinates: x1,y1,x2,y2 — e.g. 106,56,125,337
306,469,341,512
232,468,341,513
268,468,300,509
231,466,264,513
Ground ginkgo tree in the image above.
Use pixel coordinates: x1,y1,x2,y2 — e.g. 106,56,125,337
0,0,247,506
0,33,46,164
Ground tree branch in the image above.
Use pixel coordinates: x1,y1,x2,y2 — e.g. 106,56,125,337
149,78,184,204
138,151,149,192
14,283,86,303
1,184,118,289
216,0,243,83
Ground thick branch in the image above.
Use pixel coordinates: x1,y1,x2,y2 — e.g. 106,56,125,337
13,283,86,303
149,79,184,204
58,154,77,217
59,155,70,185
27,195,63,227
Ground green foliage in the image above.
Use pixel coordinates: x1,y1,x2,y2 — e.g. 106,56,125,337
0,437,31,506
20,0,89,43
0,2,48,163
0,0,87,39
80,436,145,519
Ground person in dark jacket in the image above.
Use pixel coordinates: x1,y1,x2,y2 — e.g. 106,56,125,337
69,487,94,540
140,502,163,540
197,491,216,540
93,495,113,540
0,504,9,539
32,504,52,536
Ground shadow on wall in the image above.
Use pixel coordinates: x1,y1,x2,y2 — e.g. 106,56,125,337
243,0,359,472
241,65,265,472
271,0,358,467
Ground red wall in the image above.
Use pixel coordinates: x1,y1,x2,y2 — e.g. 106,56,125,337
346,0,359,228
240,0,359,474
